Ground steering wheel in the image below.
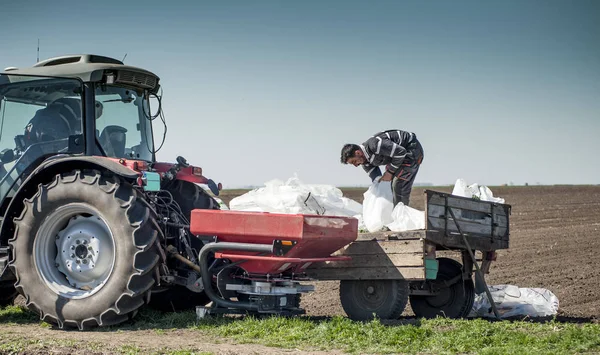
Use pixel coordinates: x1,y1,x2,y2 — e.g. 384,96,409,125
99,125,128,157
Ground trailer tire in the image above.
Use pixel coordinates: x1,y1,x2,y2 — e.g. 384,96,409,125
409,257,474,319
340,279,409,321
8,169,159,329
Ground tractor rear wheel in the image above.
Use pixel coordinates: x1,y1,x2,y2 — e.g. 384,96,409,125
8,169,159,329
409,257,475,319
148,180,216,312
340,279,409,321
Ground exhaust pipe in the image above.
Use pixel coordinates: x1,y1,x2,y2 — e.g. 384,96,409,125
199,242,274,311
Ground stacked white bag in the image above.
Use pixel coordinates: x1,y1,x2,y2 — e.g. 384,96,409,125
228,175,363,218
227,176,503,234
361,179,395,232
361,177,425,233
451,178,505,203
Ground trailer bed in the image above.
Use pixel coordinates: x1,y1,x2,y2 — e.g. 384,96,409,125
306,190,511,281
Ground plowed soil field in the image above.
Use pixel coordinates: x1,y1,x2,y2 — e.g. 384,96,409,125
220,185,600,321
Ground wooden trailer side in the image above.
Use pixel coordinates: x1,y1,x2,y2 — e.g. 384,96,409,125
305,230,437,280
305,190,511,281
424,190,511,251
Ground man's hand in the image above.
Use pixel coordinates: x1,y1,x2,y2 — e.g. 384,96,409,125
380,171,393,181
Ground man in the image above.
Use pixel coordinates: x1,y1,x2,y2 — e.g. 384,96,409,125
341,129,424,206
24,98,104,147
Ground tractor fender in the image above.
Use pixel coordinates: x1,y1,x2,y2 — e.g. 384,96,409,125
0,156,140,247
152,162,210,184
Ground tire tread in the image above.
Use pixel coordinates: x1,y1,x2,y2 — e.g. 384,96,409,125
8,169,159,330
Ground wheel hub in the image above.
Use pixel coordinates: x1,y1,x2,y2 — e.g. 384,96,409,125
359,281,386,308
33,204,116,299
425,287,453,307
74,244,89,259
54,215,112,290
340,279,409,321
57,230,100,274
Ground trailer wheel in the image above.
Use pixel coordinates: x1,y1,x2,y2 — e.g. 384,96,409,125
340,279,409,321
8,170,159,329
410,257,474,319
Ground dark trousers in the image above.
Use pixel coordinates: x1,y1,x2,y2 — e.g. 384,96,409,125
390,140,424,207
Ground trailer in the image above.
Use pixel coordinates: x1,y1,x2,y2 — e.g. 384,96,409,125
191,189,511,320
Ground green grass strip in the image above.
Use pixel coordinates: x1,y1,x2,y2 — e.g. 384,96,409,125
193,315,600,354
2,305,599,354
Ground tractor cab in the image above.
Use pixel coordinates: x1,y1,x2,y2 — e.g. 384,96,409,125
0,54,160,203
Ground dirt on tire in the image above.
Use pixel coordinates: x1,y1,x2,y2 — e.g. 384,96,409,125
8,169,160,330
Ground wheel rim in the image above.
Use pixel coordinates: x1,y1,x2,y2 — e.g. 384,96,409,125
423,285,455,308
354,281,389,311
34,204,116,299
410,258,475,318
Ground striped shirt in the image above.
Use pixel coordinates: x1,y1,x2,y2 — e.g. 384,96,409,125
360,129,417,181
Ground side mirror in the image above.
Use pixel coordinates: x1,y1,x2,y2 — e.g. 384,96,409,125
176,156,189,168
207,179,220,196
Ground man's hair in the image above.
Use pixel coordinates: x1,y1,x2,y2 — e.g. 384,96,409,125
340,144,360,164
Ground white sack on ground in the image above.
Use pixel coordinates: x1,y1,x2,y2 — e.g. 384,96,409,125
228,175,362,217
470,285,559,319
386,203,425,232
362,180,395,232
452,178,505,203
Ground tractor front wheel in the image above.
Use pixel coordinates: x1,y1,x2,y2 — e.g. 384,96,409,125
8,170,159,329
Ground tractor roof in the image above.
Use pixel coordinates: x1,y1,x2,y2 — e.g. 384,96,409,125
1,54,160,92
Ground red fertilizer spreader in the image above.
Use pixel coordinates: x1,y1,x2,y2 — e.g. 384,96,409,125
189,209,358,316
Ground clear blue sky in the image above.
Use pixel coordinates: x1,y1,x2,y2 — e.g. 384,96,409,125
2,0,599,188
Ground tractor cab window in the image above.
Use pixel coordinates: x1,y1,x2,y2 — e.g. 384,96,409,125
0,75,84,201
94,85,153,162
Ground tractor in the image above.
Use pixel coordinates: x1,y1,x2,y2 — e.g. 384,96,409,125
0,54,228,328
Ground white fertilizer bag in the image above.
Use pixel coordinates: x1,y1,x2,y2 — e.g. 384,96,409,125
452,178,505,203
362,180,395,232
386,202,425,232
228,175,362,217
